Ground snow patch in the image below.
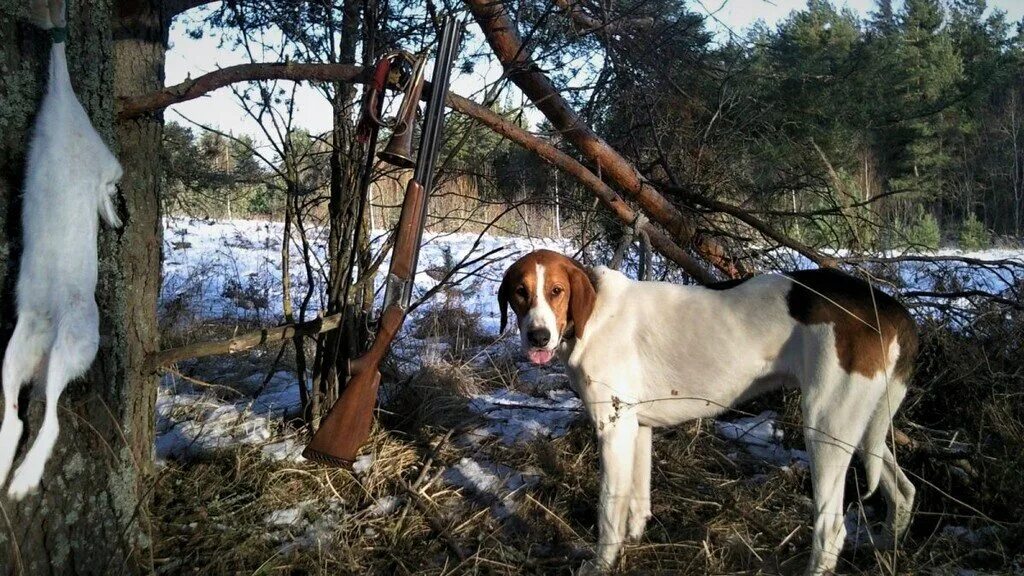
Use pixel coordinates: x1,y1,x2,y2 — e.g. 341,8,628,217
715,411,809,469
464,389,582,446
443,457,540,519
156,370,308,463
352,454,374,475
368,495,402,517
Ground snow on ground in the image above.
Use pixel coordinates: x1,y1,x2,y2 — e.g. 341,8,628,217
156,368,308,463
714,411,809,469
442,457,540,519
158,216,582,515
162,216,575,330
263,499,351,554
159,217,574,466
158,217,1023,523
465,388,582,447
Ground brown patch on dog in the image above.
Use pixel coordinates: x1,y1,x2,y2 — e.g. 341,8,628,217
498,250,596,338
786,268,918,380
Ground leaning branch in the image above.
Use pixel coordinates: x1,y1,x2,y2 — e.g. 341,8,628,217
118,63,715,281
668,187,838,268
147,313,344,371
448,88,715,281
117,63,368,120
466,0,744,279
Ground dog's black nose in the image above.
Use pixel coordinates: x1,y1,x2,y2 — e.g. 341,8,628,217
527,327,551,347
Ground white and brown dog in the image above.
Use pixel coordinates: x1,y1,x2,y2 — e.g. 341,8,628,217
499,250,917,575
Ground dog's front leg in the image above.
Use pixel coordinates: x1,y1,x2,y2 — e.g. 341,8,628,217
627,425,652,540
594,414,639,569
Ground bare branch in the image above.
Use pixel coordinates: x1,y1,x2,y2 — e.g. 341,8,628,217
466,0,745,279
667,186,839,268
119,61,716,280
117,63,369,120
148,313,344,371
552,0,654,35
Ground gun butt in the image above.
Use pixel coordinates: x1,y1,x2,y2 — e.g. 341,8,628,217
302,369,382,466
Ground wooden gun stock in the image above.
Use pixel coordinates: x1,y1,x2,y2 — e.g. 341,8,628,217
302,182,423,464
303,305,403,464
303,15,461,467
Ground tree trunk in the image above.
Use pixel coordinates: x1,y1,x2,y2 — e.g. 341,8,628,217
314,0,368,419
0,0,162,572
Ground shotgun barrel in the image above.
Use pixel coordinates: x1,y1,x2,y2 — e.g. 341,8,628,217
303,16,462,465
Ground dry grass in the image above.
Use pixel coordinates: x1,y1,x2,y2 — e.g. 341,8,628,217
149,297,1024,575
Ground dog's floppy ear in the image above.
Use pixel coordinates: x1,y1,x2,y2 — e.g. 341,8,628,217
497,266,513,334
566,261,595,339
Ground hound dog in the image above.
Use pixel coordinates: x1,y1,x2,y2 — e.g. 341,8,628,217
498,250,917,575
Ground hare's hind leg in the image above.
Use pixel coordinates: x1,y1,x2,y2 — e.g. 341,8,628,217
8,300,98,499
0,311,51,486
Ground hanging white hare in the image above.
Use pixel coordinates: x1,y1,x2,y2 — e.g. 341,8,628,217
0,0,123,499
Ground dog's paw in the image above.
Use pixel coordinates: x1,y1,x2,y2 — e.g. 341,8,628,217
627,509,650,541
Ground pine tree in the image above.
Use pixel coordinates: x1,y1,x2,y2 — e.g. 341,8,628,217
889,0,963,204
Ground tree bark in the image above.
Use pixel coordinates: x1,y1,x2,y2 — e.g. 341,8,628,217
315,0,364,416
0,0,163,572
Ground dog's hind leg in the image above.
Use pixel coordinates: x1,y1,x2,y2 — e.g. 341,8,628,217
800,337,882,575
0,311,51,486
8,299,98,499
627,425,652,540
873,444,915,543
856,382,915,545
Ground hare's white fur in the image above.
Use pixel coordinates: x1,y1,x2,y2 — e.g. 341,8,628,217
0,35,122,499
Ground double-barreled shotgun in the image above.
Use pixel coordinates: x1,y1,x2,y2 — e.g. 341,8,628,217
303,16,463,466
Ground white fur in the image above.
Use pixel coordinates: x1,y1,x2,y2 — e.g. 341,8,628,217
515,265,914,575
520,263,560,354
0,36,122,499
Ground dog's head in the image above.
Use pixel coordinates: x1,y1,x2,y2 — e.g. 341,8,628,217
498,250,596,365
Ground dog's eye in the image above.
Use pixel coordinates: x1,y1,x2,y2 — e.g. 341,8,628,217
551,286,563,296
515,286,529,299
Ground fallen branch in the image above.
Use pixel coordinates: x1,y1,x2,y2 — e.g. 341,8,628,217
466,0,745,279
119,62,715,280
446,94,715,281
668,187,838,268
147,313,343,371
903,290,1023,310
398,477,469,562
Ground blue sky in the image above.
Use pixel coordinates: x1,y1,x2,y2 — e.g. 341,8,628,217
165,0,1024,147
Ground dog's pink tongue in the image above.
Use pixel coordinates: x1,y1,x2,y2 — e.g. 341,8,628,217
527,348,555,365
